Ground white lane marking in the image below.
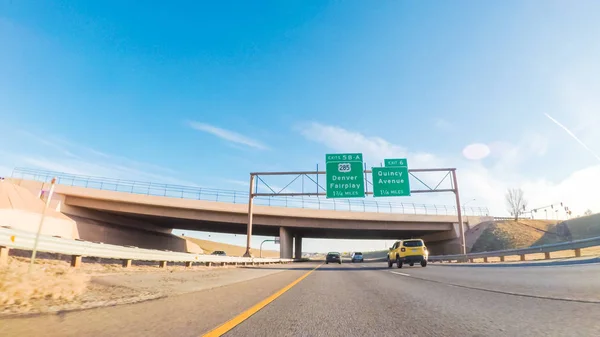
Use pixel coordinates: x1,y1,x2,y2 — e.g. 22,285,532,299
390,271,411,277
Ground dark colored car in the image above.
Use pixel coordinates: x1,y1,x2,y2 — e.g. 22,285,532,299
211,250,226,256
325,252,342,264
351,252,364,263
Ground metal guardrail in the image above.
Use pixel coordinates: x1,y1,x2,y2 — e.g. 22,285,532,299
428,236,600,262
493,216,532,221
0,227,292,264
10,167,490,216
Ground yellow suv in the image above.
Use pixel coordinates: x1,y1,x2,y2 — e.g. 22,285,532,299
387,239,428,268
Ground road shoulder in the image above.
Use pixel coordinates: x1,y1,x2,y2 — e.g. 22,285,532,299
0,264,315,337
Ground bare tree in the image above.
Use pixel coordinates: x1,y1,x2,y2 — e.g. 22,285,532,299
584,209,593,216
505,188,528,221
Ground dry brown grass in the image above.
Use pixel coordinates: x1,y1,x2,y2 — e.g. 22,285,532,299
1,253,246,315
494,220,555,246
7,253,239,278
184,237,280,258
565,213,600,239
0,259,89,313
470,220,557,252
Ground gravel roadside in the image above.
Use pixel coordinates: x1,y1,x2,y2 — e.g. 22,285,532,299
1,255,285,316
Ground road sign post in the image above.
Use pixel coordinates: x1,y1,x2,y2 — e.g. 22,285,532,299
30,177,57,273
452,170,467,257
260,238,280,258
325,153,365,198
243,175,255,257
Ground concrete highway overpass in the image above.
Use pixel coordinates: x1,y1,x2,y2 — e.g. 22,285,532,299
7,174,492,258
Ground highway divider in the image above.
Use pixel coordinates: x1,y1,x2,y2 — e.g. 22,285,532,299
428,236,600,263
0,226,293,268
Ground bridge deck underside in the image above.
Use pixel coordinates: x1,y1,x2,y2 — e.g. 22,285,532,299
96,209,446,240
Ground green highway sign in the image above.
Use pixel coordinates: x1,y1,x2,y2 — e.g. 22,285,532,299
325,153,365,198
384,158,408,168
372,166,411,197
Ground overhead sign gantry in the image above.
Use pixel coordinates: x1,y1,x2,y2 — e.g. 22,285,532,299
243,153,467,258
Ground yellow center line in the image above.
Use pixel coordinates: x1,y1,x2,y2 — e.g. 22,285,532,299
201,264,322,337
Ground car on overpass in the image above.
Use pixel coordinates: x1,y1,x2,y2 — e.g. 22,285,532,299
325,252,342,264
387,239,428,268
211,250,227,256
351,252,364,263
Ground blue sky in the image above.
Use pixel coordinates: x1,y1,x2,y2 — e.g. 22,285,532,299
2,1,600,252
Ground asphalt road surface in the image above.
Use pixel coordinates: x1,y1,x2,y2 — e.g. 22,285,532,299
2,262,600,337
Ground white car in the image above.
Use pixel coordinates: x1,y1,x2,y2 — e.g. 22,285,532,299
351,252,364,262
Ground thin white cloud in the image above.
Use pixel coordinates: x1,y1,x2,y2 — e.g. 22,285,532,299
2,131,197,186
14,155,198,186
524,132,549,157
298,122,600,217
48,136,176,174
17,130,80,158
299,122,455,198
299,122,442,168
18,157,86,175
224,179,252,187
558,66,600,137
544,113,600,162
484,132,549,181
188,121,269,150
14,130,177,175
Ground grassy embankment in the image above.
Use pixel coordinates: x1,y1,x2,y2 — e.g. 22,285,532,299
183,237,280,258
470,214,600,261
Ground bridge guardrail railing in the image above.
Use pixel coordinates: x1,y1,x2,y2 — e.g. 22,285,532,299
428,236,600,262
10,167,490,216
493,216,532,221
0,227,293,267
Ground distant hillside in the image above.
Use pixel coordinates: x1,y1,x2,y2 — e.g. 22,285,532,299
360,250,388,260
470,220,555,252
470,214,600,253
534,213,600,245
183,237,280,258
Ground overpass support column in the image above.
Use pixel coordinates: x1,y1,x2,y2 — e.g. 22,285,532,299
294,236,302,260
279,227,293,259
